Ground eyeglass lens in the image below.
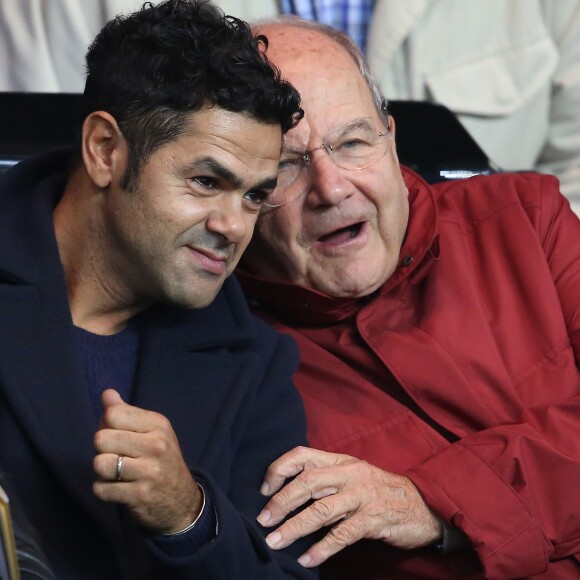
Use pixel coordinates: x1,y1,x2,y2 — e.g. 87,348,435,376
264,117,389,208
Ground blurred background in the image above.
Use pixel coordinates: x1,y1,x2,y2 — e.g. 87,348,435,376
1,0,579,213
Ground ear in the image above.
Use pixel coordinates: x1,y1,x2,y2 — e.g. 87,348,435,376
387,114,396,139
386,114,400,160
384,113,406,182
81,111,128,189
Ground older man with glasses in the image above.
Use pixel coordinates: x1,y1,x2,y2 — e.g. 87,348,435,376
235,16,580,580
263,113,390,211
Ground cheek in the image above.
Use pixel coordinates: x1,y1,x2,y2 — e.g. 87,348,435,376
226,213,259,271
254,214,280,250
384,193,409,240
259,207,303,251
245,213,298,278
238,213,260,250
166,197,214,237
366,178,409,241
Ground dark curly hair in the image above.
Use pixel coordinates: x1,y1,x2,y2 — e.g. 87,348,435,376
83,0,303,189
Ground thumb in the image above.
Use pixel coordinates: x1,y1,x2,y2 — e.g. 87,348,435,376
101,388,124,409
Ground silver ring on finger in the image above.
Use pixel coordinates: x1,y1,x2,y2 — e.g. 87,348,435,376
115,455,125,482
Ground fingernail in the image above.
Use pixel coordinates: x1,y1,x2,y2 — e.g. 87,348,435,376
256,509,271,526
260,482,270,495
266,531,282,549
298,553,312,567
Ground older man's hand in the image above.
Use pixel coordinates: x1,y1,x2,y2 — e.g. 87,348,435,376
93,389,203,534
257,446,442,568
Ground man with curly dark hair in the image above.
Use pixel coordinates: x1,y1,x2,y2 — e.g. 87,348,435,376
0,1,314,578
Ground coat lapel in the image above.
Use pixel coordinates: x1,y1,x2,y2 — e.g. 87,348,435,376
0,278,123,537
132,284,257,475
0,152,126,541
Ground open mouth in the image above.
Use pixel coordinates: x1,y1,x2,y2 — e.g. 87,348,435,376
318,222,364,244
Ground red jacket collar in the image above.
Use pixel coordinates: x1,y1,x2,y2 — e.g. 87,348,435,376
237,166,440,326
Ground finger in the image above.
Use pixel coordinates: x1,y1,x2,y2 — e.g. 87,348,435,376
93,453,136,482
260,446,310,497
94,424,179,464
93,480,128,503
101,388,124,408
95,427,131,455
261,446,352,496
98,389,124,429
266,493,355,550
297,515,368,568
100,398,171,434
94,426,160,457
92,477,146,506
258,466,347,527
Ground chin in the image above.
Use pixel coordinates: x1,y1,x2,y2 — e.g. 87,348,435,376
162,286,221,311
336,284,382,298
187,293,220,310
320,267,389,298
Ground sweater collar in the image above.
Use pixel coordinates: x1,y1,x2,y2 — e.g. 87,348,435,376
237,167,439,326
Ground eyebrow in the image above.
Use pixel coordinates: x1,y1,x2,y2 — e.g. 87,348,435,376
258,177,279,191
282,117,375,153
186,157,278,191
336,118,374,135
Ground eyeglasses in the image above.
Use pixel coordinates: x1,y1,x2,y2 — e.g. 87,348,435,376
263,117,390,208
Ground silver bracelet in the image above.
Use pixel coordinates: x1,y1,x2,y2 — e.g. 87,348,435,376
162,481,206,536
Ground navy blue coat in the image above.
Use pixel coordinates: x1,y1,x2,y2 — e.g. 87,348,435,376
0,151,316,579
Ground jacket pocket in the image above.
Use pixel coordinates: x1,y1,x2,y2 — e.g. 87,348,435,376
425,37,558,116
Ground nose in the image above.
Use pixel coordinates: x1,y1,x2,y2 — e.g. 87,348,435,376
206,196,248,244
305,149,354,208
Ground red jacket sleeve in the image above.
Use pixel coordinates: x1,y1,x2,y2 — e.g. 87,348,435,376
406,176,580,578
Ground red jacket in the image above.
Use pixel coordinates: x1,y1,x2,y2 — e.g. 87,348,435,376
239,168,580,579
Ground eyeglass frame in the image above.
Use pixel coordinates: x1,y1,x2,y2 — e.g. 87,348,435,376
263,116,391,209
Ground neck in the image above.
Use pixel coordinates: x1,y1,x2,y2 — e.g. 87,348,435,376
53,173,150,335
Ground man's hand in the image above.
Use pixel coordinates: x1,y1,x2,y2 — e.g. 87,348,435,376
93,389,202,534
257,447,442,568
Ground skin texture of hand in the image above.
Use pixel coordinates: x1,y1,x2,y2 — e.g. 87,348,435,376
93,389,203,534
257,447,443,568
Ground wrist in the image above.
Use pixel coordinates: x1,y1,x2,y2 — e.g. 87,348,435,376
163,481,205,536
432,520,471,554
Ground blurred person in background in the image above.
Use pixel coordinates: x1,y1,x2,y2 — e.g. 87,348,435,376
214,0,580,213
0,0,143,92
